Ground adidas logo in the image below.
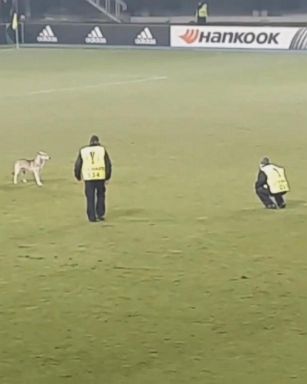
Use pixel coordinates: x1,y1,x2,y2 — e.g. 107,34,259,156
85,26,107,44
37,25,58,43
134,27,157,45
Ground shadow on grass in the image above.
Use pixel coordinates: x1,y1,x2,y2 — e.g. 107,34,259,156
0,178,68,191
287,200,307,209
0,183,37,192
110,208,147,220
109,208,175,224
43,177,69,183
237,199,307,215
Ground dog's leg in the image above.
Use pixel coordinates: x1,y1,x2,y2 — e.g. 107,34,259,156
21,170,27,183
33,169,43,186
13,164,19,184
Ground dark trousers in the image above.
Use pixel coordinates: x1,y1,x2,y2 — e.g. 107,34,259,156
197,17,207,25
256,186,286,208
84,180,106,221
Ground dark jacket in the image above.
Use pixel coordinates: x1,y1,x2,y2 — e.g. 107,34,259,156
255,170,267,189
74,144,112,181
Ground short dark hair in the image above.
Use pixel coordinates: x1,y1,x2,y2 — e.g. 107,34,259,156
90,135,100,145
260,157,270,166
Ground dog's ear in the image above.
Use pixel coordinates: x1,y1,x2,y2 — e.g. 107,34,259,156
37,151,51,160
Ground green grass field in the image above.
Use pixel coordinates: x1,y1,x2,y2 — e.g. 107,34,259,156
1,48,307,384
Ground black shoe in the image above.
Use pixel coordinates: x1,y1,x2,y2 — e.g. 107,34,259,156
89,218,98,223
265,204,277,209
279,203,286,209
97,217,105,222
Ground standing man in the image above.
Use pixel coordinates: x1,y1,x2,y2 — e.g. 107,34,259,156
255,157,289,209
196,1,208,25
74,135,112,222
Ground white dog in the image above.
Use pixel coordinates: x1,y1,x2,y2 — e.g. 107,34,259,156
13,151,51,186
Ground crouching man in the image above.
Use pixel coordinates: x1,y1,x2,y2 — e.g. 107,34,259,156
255,157,290,209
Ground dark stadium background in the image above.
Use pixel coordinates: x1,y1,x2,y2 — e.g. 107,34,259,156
1,0,307,20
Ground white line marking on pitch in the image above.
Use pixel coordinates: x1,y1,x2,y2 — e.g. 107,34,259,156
28,76,168,96
0,49,15,53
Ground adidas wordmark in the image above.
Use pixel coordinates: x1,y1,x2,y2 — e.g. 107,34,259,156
85,27,107,44
135,27,157,45
37,25,58,43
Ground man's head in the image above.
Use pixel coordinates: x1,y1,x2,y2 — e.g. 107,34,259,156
260,157,270,167
90,135,100,145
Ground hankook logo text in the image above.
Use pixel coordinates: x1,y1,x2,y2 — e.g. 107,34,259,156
180,29,280,45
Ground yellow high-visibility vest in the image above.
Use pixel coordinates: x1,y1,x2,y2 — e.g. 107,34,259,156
81,145,106,181
261,164,290,194
198,4,208,18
